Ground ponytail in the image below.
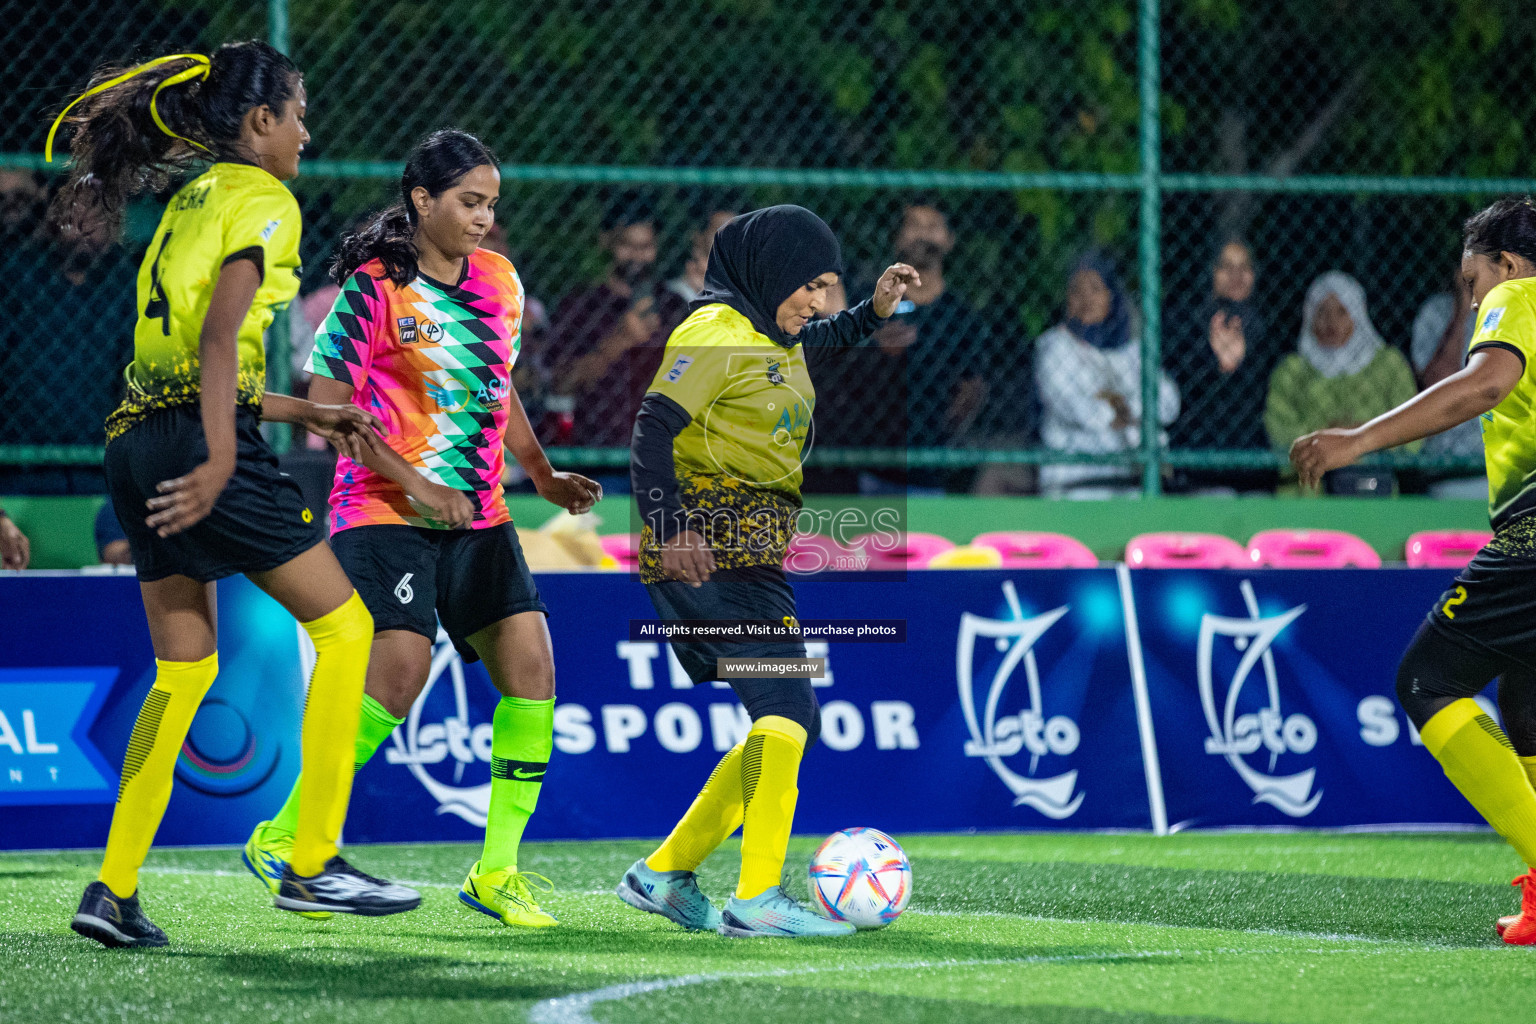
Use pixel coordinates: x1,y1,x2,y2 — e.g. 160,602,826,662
329,128,499,287
47,40,299,239
331,205,417,285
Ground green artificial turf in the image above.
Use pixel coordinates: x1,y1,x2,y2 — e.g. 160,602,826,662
2,832,1533,1024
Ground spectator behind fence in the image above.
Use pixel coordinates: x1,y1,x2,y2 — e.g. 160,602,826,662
884,200,993,445
1265,271,1418,494
805,200,991,493
1036,253,1179,499
94,501,131,566
0,187,135,447
0,169,45,245
550,195,688,451
1411,278,1486,499
667,208,736,303
0,502,29,570
1169,239,1279,492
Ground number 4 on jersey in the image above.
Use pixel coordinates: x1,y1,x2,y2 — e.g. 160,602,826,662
144,231,173,335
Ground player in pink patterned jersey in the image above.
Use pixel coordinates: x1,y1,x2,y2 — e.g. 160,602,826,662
242,131,601,929
313,243,521,532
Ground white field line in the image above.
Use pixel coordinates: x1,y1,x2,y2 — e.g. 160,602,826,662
526,947,1367,1024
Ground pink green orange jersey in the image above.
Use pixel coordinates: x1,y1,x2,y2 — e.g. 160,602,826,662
308,249,523,532
106,163,301,441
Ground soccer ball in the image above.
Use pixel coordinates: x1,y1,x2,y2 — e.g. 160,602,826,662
807,827,912,929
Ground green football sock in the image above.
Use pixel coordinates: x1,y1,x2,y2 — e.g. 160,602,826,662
481,695,555,873
269,693,403,835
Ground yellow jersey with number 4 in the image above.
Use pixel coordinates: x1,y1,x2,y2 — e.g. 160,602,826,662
1468,276,1536,530
105,162,302,441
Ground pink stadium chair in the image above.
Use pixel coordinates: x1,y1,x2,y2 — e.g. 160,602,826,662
1406,529,1493,569
1246,528,1382,569
971,530,1098,569
848,531,956,570
599,533,641,569
1125,532,1248,569
784,532,865,573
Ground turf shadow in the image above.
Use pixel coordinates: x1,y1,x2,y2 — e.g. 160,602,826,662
597,981,1257,1024
381,922,1096,968
911,859,1509,946
211,947,629,1003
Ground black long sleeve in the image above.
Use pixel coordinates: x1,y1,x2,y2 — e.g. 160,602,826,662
630,392,693,543
798,298,887,348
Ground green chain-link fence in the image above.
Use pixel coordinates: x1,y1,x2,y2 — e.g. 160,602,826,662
2,0,1531,495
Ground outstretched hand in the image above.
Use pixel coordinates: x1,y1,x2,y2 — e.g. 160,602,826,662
1290,428,1363,489
537,471,604,515
871,263,922,318
0,515,30,570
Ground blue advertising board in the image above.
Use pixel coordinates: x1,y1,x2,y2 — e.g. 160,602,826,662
1129,569,1486,830
0,565,1501,850
0,575,306,849
343,568,1153,843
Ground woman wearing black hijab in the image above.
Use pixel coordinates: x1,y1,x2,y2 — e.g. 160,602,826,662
616,205,917,938
1169,238,1278,490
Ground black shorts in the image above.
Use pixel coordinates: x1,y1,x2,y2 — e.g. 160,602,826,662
644,569,806,685
1425,544,1536,673
104,405,324,583
331,522,546,662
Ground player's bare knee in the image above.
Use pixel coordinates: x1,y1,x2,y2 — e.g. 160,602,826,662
367,651,432,719
498,653,555,701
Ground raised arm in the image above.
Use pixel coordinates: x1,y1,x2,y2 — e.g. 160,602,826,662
798,263,919,348
1290,347,1522,487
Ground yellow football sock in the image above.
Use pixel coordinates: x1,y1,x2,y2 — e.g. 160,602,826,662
1422,699,1536,867
647,743,745,872
1522,755,1536,795
98,653,219,898
736,716,807,900
290,592,373,877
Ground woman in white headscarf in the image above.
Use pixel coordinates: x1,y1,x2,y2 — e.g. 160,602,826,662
1264,271,1417,459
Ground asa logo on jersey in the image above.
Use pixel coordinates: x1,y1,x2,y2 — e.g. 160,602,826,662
381,629,495,826
476,378,510,412
1198,580,1320,817
424,376,472,413
957,581,1083,819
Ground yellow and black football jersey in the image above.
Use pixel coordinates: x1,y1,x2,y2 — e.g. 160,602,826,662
1467,277,1536,534
105,162,301,441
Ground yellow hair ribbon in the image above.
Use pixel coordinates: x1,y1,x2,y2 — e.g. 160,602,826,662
46,53,211,163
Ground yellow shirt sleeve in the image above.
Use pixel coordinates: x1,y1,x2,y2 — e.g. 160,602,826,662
648,345,733,419
223,184,302,284
1469,281,1536,369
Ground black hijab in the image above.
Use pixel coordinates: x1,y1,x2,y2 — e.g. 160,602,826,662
689,205,844,348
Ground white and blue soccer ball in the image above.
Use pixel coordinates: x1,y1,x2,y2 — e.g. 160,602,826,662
808,826,912,929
